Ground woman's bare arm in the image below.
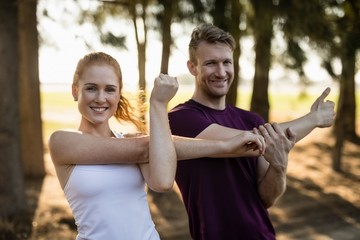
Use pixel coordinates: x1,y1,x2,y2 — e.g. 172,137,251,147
139,74,178,192
48,130,149,165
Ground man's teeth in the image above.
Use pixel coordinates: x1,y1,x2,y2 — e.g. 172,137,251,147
210,79,227,82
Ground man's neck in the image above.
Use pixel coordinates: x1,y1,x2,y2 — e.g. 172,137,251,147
191,94,226,110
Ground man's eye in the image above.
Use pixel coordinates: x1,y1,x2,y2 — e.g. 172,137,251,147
86,87,96,91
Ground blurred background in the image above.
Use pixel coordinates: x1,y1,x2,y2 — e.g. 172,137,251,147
0,0,359,239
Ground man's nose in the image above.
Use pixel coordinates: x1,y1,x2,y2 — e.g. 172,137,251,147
215,64,226,77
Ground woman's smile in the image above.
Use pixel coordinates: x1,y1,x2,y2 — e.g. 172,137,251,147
90,106,109,112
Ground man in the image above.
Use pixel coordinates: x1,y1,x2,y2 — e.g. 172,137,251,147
168,23,335,239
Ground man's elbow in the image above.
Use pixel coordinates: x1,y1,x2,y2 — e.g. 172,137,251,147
262,189,286,209
262,198,277,209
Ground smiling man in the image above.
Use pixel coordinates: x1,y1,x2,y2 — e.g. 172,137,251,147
168,23,335,240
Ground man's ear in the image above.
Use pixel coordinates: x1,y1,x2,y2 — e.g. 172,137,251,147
72,84,78,101
187,60,197,76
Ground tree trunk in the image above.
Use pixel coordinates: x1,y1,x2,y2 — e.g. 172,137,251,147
211,0,241,106
332,43,357,171
251,32,271,122
0,0,26,217
250,0,273,122
18,0,45,178
212,0,228,31
159,0,173,74
332,114,344,172
337,47,357,142
130,1,148,122
138,42,146,109
226,0,241,106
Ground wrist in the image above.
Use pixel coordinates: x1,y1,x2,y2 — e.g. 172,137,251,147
218,140,230,154
150,101,168,113
268,161,287,174
306,111,320,128
150,98,168,106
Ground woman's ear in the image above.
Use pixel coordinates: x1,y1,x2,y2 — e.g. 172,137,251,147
72,84,78,101
187,60,197,76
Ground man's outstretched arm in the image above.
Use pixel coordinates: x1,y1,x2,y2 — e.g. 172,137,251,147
279,87,335,142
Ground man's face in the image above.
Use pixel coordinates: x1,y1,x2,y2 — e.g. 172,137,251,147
190,41,234,99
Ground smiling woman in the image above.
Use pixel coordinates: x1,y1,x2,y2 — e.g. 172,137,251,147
48,52,177,239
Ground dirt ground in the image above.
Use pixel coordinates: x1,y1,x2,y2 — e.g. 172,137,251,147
3,128,360,240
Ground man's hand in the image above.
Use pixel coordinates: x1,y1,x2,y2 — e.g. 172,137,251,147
310,87,336,128
255,123,296,172
255,123,296,207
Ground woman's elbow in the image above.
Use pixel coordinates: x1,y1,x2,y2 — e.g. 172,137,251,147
148,180,174,192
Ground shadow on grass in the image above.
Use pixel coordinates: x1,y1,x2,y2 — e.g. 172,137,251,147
0,178,43,240
270,176,360,240
150,176,360,240
148,189,191,240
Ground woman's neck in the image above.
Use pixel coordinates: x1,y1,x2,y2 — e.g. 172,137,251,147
78,120,113,137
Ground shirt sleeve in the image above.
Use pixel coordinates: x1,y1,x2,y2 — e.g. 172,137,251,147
169,107,213,138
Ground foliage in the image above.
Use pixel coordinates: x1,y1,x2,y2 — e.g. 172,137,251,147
100,32,127,48
275,1,335,83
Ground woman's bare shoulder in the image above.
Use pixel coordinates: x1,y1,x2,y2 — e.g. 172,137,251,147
50,129,81,137
48,130,81,164
49,129,82,144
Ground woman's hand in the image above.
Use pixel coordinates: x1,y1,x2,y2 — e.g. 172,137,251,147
224,131,266,156
150,73,179,105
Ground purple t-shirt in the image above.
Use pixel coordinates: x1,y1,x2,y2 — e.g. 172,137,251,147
168,99,276,240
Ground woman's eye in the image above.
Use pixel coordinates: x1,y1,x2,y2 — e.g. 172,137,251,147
106,88,116,93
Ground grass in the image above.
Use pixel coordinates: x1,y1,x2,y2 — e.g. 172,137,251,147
40,91,77,139
40,91,76,113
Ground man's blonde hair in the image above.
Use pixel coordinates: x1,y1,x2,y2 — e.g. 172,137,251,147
188,23,235,64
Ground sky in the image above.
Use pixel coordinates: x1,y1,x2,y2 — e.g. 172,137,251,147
37,0,356,93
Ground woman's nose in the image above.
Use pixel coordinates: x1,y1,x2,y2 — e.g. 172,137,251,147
95,91,106,103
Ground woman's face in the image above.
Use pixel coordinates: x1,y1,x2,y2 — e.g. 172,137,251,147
72,64,120,127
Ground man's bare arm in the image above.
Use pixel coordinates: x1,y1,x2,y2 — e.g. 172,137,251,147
279,87,335,142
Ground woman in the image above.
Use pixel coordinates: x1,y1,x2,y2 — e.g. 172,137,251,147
48,52,265,239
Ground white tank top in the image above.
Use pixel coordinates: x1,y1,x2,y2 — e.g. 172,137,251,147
63,132,160,240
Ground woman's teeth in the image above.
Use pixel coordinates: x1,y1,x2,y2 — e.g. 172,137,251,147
91,107,107,112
